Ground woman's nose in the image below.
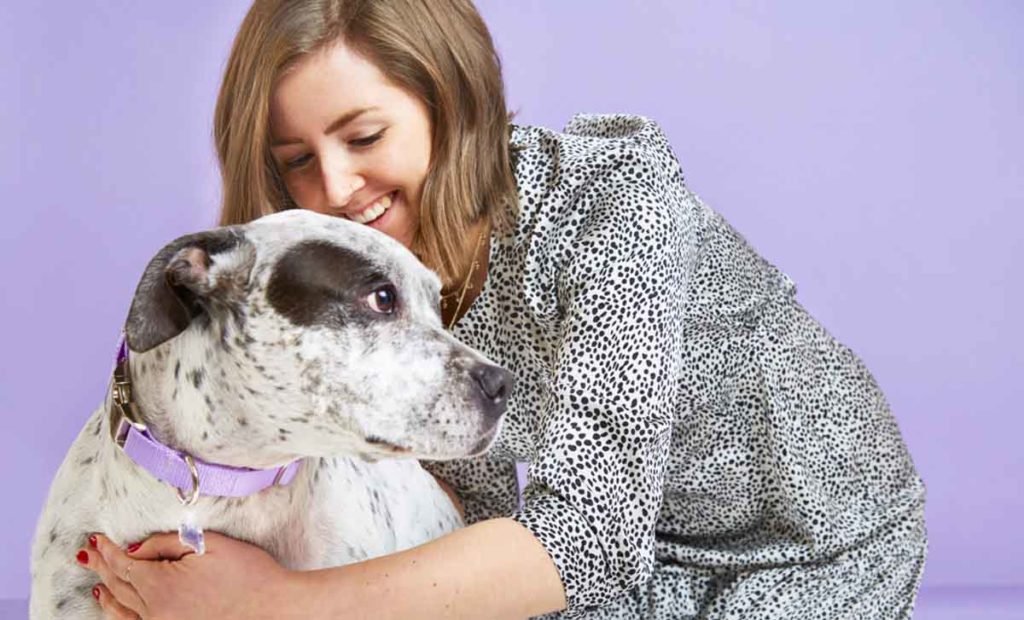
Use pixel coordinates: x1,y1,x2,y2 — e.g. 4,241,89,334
322,165,365,211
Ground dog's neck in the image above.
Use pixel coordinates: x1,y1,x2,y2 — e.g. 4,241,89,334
92,387,319,558
120,330,304,471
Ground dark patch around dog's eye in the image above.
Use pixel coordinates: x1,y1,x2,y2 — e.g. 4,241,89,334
267,240,396,328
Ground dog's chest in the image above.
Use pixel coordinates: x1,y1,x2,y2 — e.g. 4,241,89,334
145,455,463,571
284,456,461,569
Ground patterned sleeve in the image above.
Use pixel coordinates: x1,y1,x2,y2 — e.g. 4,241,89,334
510,145,700,616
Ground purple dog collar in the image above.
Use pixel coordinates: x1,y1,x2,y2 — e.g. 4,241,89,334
111,335,303,505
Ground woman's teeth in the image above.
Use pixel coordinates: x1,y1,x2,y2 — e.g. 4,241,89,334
349,193,393,224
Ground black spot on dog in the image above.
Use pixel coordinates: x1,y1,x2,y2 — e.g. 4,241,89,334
305,371,322,389
189,368,205,389
266,240,396,328
174,360,181,381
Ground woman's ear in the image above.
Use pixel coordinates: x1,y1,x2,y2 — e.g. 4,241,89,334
124,227,254,353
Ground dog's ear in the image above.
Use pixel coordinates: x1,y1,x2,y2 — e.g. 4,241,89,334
125,227,255,352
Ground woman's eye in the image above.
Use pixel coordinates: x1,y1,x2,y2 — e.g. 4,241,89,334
366,286,397,314
350,130,385,148
285,153,312,170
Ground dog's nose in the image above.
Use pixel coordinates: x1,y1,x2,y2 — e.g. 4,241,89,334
471,364,515,426
471,364,514,404
468,364,514,455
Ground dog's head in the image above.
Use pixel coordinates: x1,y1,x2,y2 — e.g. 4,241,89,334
124,210,511,466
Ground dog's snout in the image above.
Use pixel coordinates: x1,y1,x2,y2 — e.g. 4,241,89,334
469,364,513,453
471,364,514,404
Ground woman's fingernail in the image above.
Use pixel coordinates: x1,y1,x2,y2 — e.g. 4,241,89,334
76,550,89,565
92,585,100,600
88,534,98,549
127,542,141,553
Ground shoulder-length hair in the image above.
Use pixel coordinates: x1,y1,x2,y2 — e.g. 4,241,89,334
214,0,517,286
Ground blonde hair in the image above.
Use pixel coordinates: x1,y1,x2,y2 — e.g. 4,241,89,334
214,0,517,286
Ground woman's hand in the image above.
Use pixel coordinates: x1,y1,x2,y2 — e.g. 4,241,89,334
78,531,296,620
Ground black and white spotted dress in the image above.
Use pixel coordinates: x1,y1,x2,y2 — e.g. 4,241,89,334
423,114,927,619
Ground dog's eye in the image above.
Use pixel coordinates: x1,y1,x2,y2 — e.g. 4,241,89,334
366,286,397,314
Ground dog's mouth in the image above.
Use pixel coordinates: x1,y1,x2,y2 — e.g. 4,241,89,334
365,435,412,454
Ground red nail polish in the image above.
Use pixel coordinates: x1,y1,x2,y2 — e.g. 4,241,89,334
88,534,97,549
92,585,100,600
76,550,89,565
127,542,141,553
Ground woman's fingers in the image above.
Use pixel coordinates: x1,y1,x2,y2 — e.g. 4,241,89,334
126,530,196,561
84,535,148,614
94,583,141,620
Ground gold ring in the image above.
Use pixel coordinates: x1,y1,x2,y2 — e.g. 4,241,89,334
123,560,135,583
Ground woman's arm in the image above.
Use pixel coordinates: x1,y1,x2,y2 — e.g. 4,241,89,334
290,517,566,619
86,518,564,619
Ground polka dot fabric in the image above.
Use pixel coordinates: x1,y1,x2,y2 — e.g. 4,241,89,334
423,115,926,619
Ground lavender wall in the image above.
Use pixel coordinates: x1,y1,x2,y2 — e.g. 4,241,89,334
2,0,1021,602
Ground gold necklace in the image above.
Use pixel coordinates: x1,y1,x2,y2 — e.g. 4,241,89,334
445,228,486,331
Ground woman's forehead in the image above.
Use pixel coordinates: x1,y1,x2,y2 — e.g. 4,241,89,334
269,42,396,132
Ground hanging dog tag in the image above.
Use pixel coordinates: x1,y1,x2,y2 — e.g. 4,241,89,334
178,513,206,556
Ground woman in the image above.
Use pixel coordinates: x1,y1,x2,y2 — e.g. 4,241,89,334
79,0,927,617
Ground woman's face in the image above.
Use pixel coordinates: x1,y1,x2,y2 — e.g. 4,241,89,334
269,40,431,249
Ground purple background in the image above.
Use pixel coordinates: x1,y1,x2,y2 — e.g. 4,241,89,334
3,0,1021,612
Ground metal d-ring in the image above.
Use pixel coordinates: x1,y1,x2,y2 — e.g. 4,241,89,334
176,454,201,506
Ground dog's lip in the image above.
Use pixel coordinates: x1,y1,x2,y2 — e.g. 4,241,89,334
342,190,397,220
365,434,411,453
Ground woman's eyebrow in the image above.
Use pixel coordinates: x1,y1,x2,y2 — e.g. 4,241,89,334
271,106,379,147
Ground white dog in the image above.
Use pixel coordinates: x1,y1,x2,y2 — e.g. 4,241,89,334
30,210,511,618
